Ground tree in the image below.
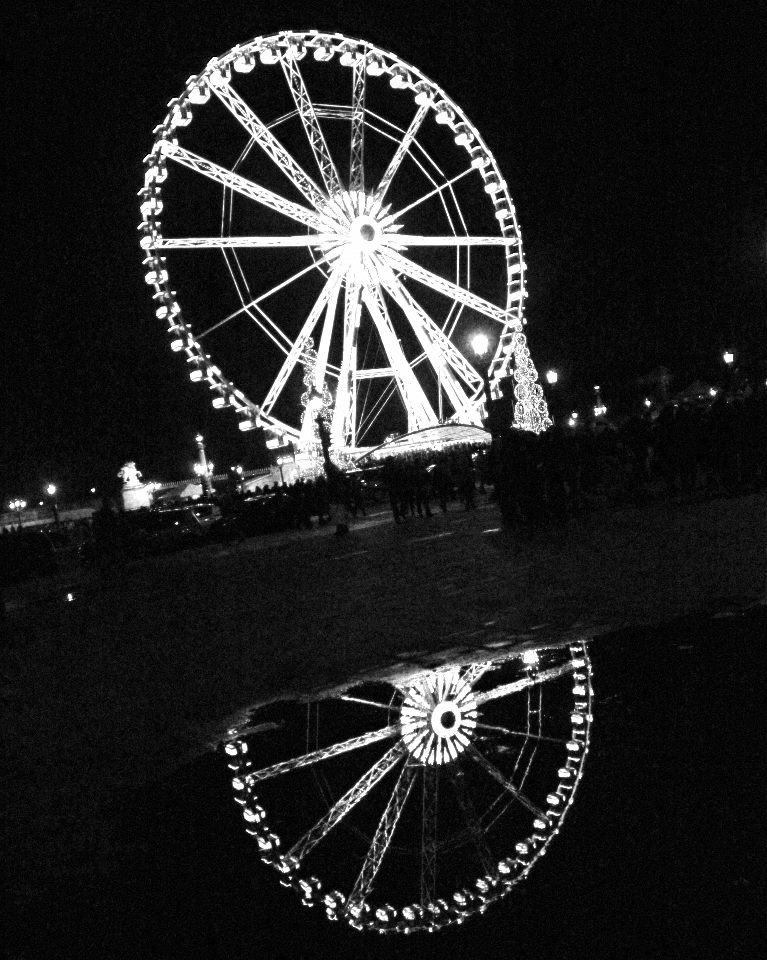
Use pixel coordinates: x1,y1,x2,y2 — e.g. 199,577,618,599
298,338,333,453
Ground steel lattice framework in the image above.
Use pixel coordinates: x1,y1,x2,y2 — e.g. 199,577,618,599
225,642,593,934
139,30,551,454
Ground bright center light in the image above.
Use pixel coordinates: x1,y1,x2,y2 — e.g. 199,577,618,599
471,333,489,357
401,669,478,765
430,701,460,736
545,369,558,385
723,350,734,365
46,484,57,497
350,215,378,248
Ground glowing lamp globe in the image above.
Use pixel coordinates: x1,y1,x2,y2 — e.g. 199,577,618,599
471,334,489,358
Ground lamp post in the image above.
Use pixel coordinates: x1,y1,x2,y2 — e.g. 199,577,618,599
194,433,213,497
44,483,60,528
9,499,27,527
470,333,492,413
230,464,244,494
593,385,607,419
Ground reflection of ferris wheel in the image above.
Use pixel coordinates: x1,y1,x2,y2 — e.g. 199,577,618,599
139,31,551,453
226,642,593,934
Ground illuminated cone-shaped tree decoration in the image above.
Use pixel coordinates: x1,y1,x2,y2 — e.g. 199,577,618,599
299,338,333,452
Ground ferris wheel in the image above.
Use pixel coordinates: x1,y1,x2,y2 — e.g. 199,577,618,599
225,642,593,933
139,30,551,455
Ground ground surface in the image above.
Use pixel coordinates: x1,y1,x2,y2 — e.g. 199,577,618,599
2,492,765,958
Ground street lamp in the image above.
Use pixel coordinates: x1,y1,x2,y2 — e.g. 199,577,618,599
44,483,59,527
545,369,558,385
194,433,213,497
470,333,493,417
470,333,489,358
9,499,27,526
723,350,735,366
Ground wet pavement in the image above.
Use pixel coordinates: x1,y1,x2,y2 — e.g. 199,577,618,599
2,493,766,958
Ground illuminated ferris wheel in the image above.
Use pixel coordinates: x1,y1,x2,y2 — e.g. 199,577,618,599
225,642,593,933
139,30,551,454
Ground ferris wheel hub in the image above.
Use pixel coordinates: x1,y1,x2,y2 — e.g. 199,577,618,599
400,669,478,765
350,214,380,248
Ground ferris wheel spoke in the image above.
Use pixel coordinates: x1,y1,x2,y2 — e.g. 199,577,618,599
164,144,329,232
330,275,363,446
246,722,400,785
375,103,430,202
299,278,342,445
476,723,571,746
376,262,483,421
262,259,347,417
391,235,517,247
287,742,406,867
339,695,394,711
257,411,301,441
198,256,331,340
360,281,438,432
462,662,495,687
380,247,521,325
380,164,475,226
281,56,342,195
346,762,416,912
420,765,438,907
465,743,547,819
155,235,343,250
448,766,495,876
349,60,366,193
356,378,398,443
474,661,579,707
210,79,330,211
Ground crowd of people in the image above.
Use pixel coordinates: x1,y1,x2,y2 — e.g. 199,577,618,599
491,389,767,524
2,390,765,596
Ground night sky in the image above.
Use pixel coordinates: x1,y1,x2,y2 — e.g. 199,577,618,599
3,0,766,504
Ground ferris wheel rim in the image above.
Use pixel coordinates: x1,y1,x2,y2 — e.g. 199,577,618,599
140,29,551,453
225,641,593,934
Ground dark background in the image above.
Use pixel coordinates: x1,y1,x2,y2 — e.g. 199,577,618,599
3,0,767,501
7,609,765,959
